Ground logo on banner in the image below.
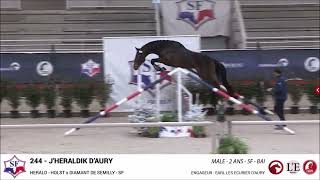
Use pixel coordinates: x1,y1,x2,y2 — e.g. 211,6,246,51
304,57,320,72
286,160,300,174
315,86,320,95
278,58,289,67
258,58,289,68
268,160,284,174
128,60,172,97
3,155,26,178
303,160,317,174
81,59,101,77
128,61,153,86
222,62,244,68
0,62,21,71
159,126,192,137
37,61,53,76
176,0,216,30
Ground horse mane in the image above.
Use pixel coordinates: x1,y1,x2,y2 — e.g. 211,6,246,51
141,40,185,54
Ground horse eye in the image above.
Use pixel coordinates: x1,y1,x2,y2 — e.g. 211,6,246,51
138,50,143,54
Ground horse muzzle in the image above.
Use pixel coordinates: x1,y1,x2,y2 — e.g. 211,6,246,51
133,64,139,70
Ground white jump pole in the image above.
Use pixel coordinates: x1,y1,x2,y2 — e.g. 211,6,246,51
177,70,183,122
155,71,161,118
181,85,193,111
230,120,320,135
137,68,142,106
231,120,319,125
1,121,214,129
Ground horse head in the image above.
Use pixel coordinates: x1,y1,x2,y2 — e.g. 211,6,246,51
133,47,145,70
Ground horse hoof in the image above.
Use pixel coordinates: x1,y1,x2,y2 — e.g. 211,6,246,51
154,66,161,71
160,67,167,71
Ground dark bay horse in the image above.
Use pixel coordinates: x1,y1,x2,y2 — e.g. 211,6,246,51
133,40,234,96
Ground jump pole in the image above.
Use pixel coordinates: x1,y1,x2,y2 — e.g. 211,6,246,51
64,68,180,136
234,93,274,115
178,68,295,134
233,92,294,134
65,68,294,136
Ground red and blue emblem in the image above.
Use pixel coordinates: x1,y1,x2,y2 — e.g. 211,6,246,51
128,60,172,97
3,155,26,178
81,59,101,77
176,0,215,30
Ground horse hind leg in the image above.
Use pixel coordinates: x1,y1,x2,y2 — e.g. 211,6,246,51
207,63,223,89
222,80,235,97
198,65,223,94
196,65,219,87
210,62,236,98
218,64,235,97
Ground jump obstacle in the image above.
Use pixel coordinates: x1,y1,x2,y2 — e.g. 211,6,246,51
137,68,193,122
2,120,318,154
64,68,295,136
64,68,180,136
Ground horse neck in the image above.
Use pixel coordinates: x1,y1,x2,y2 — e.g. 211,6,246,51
141,42,162,56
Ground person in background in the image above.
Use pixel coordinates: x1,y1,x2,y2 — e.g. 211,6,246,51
267,68,288,130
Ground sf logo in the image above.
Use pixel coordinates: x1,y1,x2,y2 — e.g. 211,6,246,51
3,155,26,178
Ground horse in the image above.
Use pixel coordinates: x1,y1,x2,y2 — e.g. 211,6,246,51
132,40,234,96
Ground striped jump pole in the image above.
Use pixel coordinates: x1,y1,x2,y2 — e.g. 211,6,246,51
179,69,276,121
64,68,180,136
180,69,295,135
234,93,274,116
233,93,295,134
187,68,274,115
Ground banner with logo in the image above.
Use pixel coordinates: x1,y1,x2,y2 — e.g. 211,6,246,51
1,154,319,179
204,49,320,81
1,49,318,83
103,35,200,112
0,53,103,82
160,0,231,37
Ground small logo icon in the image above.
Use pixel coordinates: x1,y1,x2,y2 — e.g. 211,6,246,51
303,160,317,175
286,160,300,174
0,62,21,71
37,61,53,76
278,58,289,67
3,155,26,178
314,86,320,95
176,0,215,30
269,160,284,175
10,62,21,71
81,59,101,77
128,60,172,97
304,57,320,72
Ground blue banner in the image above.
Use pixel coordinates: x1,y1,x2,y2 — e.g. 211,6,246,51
0,53,103,82
203,49,320,81
1,49,319,82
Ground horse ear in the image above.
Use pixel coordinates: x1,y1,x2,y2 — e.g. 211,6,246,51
135,47,143,54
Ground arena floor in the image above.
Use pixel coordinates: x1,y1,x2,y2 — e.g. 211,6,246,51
1,114,319,154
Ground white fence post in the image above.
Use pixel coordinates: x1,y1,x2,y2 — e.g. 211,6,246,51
155,71,161,118
177,70,183,122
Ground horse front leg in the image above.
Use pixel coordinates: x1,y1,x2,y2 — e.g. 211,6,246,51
151,58,166,71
